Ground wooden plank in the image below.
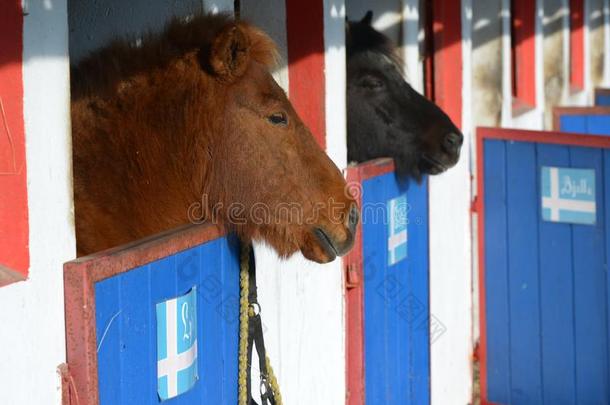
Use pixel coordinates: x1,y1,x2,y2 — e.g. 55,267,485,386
362,174,389,404
594,88,610,105
344,165,366,405
570,147,609,402
480,126,610,149
95,276,123,404
197,240,222,402
537,144,577,403
362,171,430,404
506,141,543,403
406,176,430,404
605,150,610,399
587,115,610,135
220,236,239,404
118,265,153,403
172,247,202,404
483,139,511,404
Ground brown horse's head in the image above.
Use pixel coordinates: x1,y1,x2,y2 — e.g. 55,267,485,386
71,14,357,263
200,20,358,263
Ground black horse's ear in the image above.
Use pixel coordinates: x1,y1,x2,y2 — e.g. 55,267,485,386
361,10,373,25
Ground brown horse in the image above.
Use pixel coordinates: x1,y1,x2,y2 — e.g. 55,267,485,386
71,14,358,263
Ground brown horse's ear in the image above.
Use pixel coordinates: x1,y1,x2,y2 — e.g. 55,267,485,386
209,24,250,81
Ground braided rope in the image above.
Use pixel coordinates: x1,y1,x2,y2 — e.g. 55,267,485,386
238,244,282,405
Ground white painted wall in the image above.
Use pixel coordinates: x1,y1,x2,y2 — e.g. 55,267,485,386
402,0,425,93
427,2,474,403
0,1,76,404
603,0,610,85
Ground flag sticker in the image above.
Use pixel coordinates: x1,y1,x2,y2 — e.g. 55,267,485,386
541,166,596,225
387,195,408,266
156,287,198,400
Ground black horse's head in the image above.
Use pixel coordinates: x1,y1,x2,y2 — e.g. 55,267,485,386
346,11,462,180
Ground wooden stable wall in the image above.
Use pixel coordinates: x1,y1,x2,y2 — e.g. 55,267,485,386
0,1,76,404
3,1,610,404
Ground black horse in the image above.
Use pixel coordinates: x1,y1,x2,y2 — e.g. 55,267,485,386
346,11,462,180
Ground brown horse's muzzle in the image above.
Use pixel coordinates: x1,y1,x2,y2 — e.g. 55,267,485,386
301,204,359,263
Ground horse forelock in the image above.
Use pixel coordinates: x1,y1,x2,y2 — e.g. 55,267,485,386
346,20,404,72
70,13,279,99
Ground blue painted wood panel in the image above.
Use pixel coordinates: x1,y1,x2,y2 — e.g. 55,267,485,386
95,235,240,405
595,93,610,106
559,114,610,136
483,137,610,404
537,144,576,403
362,173,430,405
484,140,511,404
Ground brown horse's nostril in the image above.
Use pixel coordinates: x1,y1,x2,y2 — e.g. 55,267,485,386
443,132,463,155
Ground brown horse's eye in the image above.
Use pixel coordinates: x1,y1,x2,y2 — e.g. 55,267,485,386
268,112,288,126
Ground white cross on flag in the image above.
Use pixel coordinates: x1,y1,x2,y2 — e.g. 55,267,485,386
156,287,199,400
387,195,408,266
541,166,596,225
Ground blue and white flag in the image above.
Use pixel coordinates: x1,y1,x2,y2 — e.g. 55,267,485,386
387,195,408,266
156,287,198,401
541,166,596,225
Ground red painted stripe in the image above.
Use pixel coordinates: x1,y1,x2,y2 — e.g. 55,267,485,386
570,0,585,90
0,1,29,278
431,0,463,127
511,0,537,107
285,0,326,149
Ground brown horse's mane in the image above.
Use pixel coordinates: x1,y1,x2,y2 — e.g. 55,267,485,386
71,13,278,100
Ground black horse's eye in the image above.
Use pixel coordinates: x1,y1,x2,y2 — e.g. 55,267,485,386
268,112,288,126
359,75,384,90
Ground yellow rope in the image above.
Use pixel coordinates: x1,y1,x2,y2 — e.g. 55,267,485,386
238,244,283,405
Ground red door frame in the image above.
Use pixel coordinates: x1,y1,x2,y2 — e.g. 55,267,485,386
285,0,326,149
425,0,463,127
511,0,537,109
552,106,610,130
475,127,610,405
0,1,29,284
570,0,585,91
